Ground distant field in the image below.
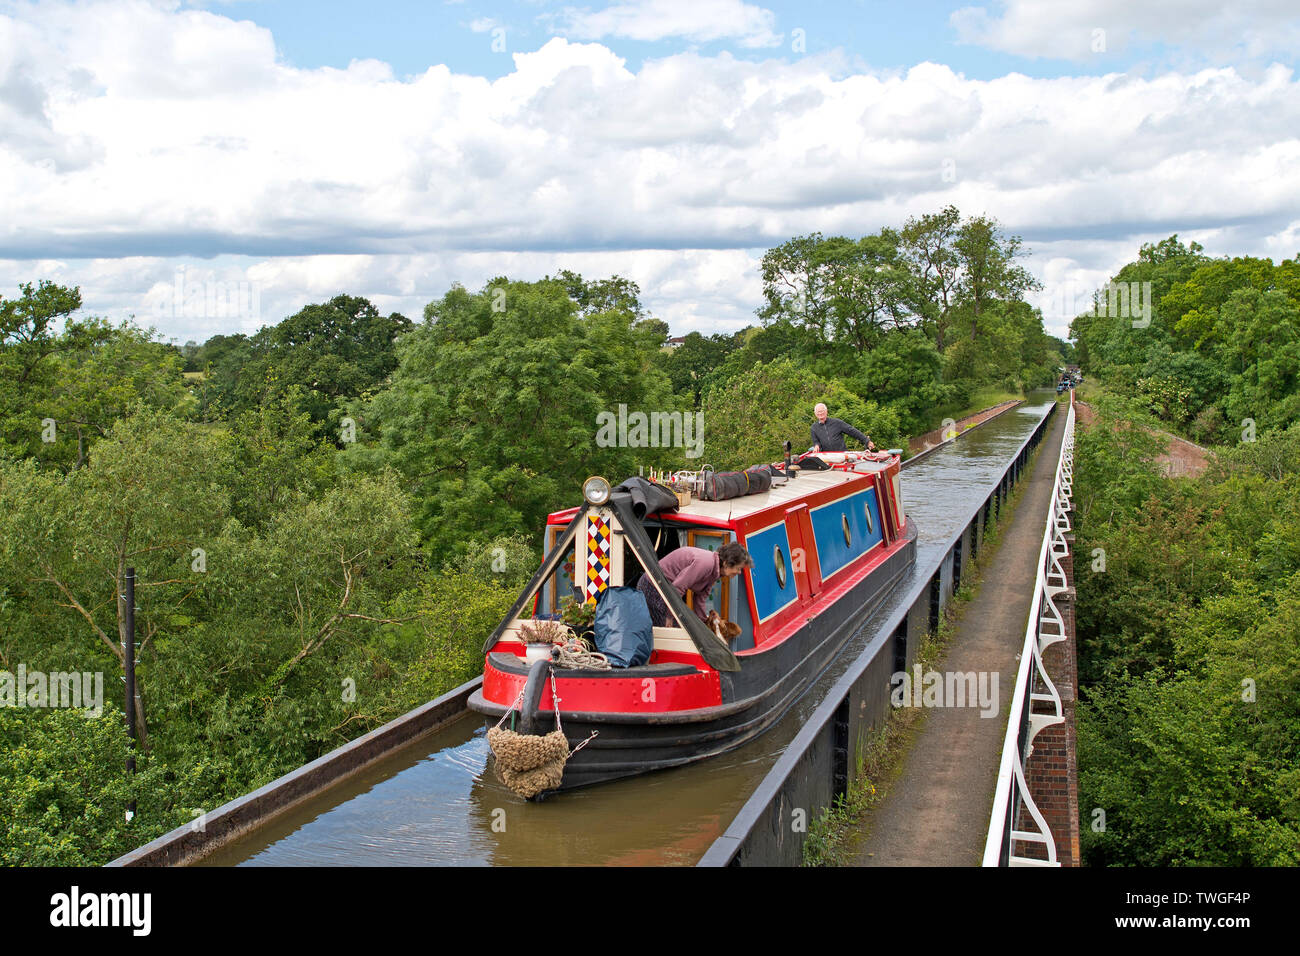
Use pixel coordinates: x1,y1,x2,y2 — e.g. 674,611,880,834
183,371,206,381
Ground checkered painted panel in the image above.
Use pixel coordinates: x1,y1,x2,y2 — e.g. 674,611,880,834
585,514,611,603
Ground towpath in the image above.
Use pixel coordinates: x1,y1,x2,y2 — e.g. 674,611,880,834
849,403,1068,866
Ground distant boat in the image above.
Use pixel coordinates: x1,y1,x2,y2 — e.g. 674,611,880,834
468,450,917,796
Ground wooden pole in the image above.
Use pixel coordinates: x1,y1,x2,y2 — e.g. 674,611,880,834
124,567,136,821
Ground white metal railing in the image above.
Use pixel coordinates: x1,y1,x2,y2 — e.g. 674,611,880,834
982,401,1076,866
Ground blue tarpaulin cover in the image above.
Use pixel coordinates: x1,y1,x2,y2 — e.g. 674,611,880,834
593,585,655,668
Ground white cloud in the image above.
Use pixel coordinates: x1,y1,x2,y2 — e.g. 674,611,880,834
950,0,1300,63
553,0,782,48
2,0,1299,345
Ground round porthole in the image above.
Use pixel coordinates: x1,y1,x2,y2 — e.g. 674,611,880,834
774,546,787,589
842,513,852,546
864,501,874,535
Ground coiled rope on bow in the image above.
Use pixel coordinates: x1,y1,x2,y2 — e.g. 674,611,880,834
553,636,610,671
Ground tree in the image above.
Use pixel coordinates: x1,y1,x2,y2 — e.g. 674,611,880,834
1070,235,1207,381
212,296,412,428
711,322,821,385
553,270,646,319
0,281,91,460
660,331,738,407
1074,407,1300,864
0,408,233,747
758,231,911,359
1221,288,1300,433
898,206,962,351
349,277,677,551
218,470,419,697
227,387,336,529
0,280,83,387
758,233,836,338
41,320,193,469
0,707,186,865
853,328,953,434
187,332,252,419
951,214,1038,342
700,358,903,468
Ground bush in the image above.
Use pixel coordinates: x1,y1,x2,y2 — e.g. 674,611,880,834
448,533,540,592
1075,403,1300,865
0,707,189,865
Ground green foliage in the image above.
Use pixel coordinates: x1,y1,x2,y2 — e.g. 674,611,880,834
451,533,540,592
385,570,519,709
39,320,194,468
1072,240,1300,443
0,232,1092,866
759,231,909,358
0,708,189,865
658,331,739,407
700,358,903,467
1075,402,1300,865
348,276,678,552
1,284,192,466
560,596,597,633
227,387,336,529
751,211,1053,428
199,295,411,430
852,327,957,434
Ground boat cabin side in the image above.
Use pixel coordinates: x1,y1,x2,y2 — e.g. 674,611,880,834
487,453,906,666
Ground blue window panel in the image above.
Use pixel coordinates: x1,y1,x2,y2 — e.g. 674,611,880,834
744,522,798,621
810,488,883,579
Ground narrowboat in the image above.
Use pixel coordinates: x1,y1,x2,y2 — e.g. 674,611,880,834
467,449,917,795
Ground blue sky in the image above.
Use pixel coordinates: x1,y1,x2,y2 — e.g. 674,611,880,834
3,0,1299,342
215,0,994,78
195,0,1295,82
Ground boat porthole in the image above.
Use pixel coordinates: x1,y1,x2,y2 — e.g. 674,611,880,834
842,513,852,546
774,546,787,589
864,501,874,535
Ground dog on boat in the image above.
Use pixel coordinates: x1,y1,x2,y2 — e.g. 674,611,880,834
706,610,741,644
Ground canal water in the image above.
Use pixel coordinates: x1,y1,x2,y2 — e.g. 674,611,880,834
201,394,1059,866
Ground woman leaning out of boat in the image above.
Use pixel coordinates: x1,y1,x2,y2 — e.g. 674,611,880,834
636,543,753,629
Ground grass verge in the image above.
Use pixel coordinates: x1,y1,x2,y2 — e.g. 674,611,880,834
926,387,1024,433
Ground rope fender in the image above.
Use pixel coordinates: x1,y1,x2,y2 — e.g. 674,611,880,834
487,659,598,799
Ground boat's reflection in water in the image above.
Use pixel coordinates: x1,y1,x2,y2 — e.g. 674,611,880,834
202,395,1056,866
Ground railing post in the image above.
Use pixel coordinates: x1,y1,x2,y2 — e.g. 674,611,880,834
929,572,941,634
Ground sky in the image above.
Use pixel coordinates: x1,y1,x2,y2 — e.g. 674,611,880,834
2,0,1298,343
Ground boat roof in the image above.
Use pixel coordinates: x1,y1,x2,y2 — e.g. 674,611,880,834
547,454,899,527
669,457,893,524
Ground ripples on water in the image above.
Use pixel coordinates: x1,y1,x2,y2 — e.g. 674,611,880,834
203,396,1057,867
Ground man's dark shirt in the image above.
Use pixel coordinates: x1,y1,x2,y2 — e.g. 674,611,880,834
811,417,870,452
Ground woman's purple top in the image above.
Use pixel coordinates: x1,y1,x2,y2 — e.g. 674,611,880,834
658,547,721,620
